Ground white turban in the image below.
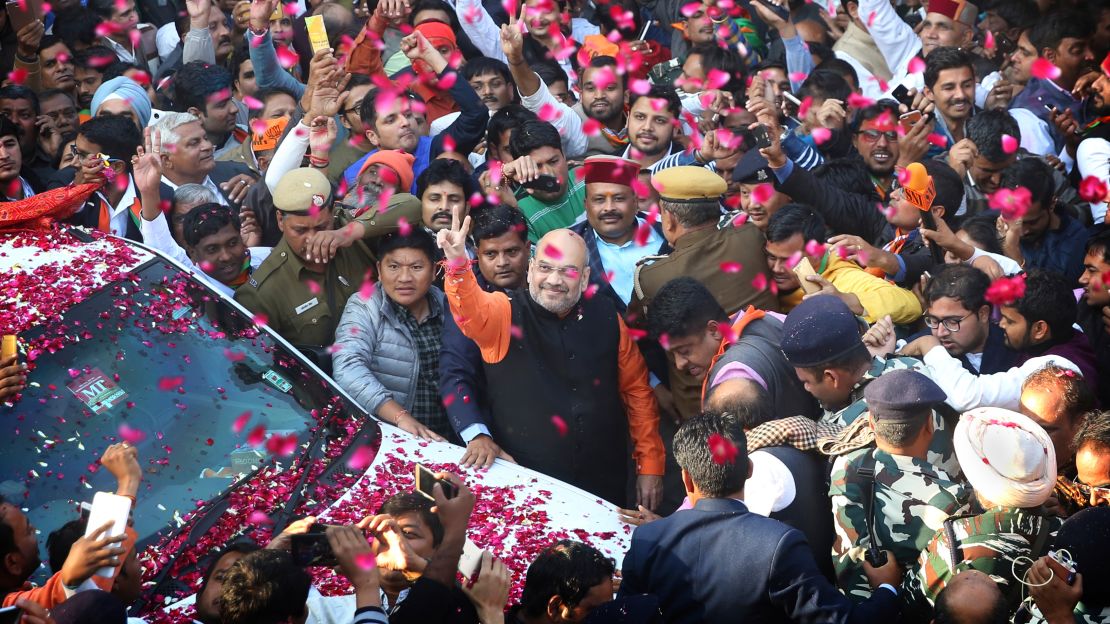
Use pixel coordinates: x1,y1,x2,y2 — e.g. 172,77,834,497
955,407,1056,508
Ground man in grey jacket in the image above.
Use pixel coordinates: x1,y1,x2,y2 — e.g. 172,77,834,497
332,229,452,442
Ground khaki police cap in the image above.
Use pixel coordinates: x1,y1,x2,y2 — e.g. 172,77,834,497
273,168,333,214
652,166,727,202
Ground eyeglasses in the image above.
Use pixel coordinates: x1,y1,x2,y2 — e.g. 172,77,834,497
70,143,124,163
533,260,581,279
858,129,898,143
1071,478,1110,501
923,310,974,332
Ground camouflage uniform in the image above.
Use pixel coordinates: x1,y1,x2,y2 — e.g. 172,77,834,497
830,448,970,601
825,356,961,478
903,506,1062,617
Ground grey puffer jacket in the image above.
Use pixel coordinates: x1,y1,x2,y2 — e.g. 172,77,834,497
332,282,446,415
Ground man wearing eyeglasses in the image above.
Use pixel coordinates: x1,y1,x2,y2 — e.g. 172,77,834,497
438,217,667,512
1074,412,1110,508
65,115,145,241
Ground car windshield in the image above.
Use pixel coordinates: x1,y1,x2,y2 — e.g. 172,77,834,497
2,252,367,575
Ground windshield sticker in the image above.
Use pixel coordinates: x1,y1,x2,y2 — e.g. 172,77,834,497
171,304,193,321
263,369,293,393
66,368,128,414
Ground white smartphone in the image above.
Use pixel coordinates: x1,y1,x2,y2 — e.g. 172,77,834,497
458,539,484,579
84,492,131,578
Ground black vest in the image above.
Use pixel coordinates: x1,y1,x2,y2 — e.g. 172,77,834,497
483,291,629,505
759,446,837,581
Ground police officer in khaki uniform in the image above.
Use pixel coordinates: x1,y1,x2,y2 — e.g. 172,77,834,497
234,167,420,353
630,166,779,422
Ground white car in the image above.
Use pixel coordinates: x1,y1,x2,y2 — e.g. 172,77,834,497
0,228,630,617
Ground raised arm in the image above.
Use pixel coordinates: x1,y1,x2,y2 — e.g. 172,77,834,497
246,0,306,98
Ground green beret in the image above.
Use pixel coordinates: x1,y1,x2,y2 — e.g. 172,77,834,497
273,168,333,214
651,166,727,202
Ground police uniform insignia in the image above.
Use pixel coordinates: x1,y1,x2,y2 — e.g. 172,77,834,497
312,194,325,207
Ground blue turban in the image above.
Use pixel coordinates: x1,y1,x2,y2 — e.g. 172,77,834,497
91,76,152,128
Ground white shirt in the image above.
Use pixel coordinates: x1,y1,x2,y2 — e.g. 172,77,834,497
1078,137,1110,224
161,175,229,207
139,211,270,297
96,176,139,237
744,450,796,517
922,345,1082,412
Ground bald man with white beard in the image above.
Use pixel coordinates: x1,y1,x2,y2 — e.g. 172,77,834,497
439,217,667,510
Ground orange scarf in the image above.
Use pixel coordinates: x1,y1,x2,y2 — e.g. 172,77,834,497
96,194,142,235
699,306,768,403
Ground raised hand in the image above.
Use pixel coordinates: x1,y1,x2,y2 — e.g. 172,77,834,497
249,0,278,33
59,521,127,587
460,552,512,623
436,204,471,266
187,0,212,28
15,18,44,59
132,127,164,198
499,2,524,63
400,31,449,74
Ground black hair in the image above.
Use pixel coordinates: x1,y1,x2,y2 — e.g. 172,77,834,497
765,203,828,244
377,228,438,264
1075,410,1110,454
79,115,142,171
103,61,146,82
472,203,528,243
519,541,616,618
252,87,298,119
849,99,899,134
989,0,1038,32
798,69,852,104
594,0,642,39
923,159,964,228
924,47,975,89
933,577,1010,624
46,519,87,573
359,88,419,130
416,157,473,199
704,380,777,430
1011,268,1078,342
406,0,484,60
1000,158,1055,213
52,7,102,49
182,203,242,249
629,83,681,119
533,59,570,89
378,492,445,546
1087,229,1110,264
52,131,78,169
487,105,538,153
74,46,118,72
1023,363,1097,425
647,277,728,340
1053,507,1110,609
813,159,877,199
1029,9,1094,54
228,42,253,83
582,56,628,89
0,85,40,115
688,43,747,96
959,212,1005,255
198,541,262,596
813,57,859,91
173,61,234,114
219,550,311,624
38,34,69,55
37,89,74,106
509,119,563,160
0,116,19,144
462,57,513,84
88,0,122,19
924,263,990,312
807,42,836,65
966,110,1021,164
657,196,721,229
673,411,749,498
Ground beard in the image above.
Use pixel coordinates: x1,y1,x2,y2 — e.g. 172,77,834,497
529,281,581,316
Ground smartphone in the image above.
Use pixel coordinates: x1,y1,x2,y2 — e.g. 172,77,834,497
994,32,1016,57
414,464,458,502
752,124,772,149
5,0,43,33
792,256,822,294
138,24,158,62
891,84,913,108
305,14,330,54
85,492,132,578
458,539,483,579
899,110,922,131
754,0,791,23
1,335,15,361
290,524,341,567
782,91,802,107
0,606,21,624
520,174,561,193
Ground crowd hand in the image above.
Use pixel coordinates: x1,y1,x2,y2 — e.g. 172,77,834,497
309,115,338,155
745,75,767,107
356,514,424,574
828,234,880,268
618,504,662,527
400,30,448,73
653,384,680,425
301,47,340,111
220,174,255,205
698,128,739,163
501,155,540,185
896,116,932,168
478,169,518,208
1072,71,1100,98
749,0,790,33
304,222,360,264
326,525,380,594
995,214,1022,246
814,98,846,129
984,78,1016,111
352,0,371,21
240,208,262,247
59,521,127,587
384,403,447,441
862,315,896,358
861,550,902,589
1027,555,1083,623
248,0,277,33
460,551,512,624
375,0,411,26
0,354,27,401
917,211,961,255
969,255,1003,280
1044,154,1068,173
1049,108,1081,153
101,442,142,494
436,205,472,266
74,153,107,188
233,1,251,31
636,475,663,512
898,334,939,359
186,0,212,28
753,121,787,168
899,87,934,117
35,115,62,157
460,434,516,469
910,271,929,313
14,18,44,58
430,472,476,535
266,516,317,550
499,2,525,64
946,138,977,179
15,599,56,624
132,128,164,198
802,274,865,315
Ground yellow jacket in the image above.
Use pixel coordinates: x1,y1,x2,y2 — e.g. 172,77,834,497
780,254,922,324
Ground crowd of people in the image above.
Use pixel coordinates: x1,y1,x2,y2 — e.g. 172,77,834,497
2,0,1110,620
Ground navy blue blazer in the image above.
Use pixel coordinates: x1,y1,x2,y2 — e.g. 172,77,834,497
439,271,499,438
619,498,901,624
569,218,668,314
908,322,1017,375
